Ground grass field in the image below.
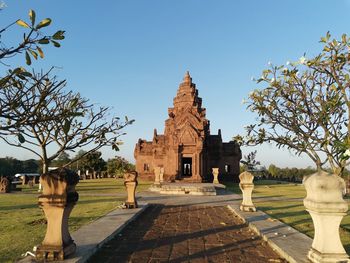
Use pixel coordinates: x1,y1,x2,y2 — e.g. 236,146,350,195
225,180,350,253
0,178,152,263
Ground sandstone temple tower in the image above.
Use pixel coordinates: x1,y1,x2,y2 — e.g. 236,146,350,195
134,72,241,182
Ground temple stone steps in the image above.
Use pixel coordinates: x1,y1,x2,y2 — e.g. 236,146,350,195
148,182,226,196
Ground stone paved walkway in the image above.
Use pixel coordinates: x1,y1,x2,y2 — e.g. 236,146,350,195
88,204,287,263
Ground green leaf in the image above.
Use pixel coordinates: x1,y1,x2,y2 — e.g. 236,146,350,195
36,46,44,58
63,120,71,134
36,18,52,29
52,30,65,40
29,49,38,60
51,40,61,48
19,71,32,77
38,38,50,44
29,9,36,25
25,51,31,65
16,19,30,28
18,134,25,144
342,34,347,43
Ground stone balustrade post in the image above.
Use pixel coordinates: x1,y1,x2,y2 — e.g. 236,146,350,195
35,168,79,261
154,167,161,185
160,167,164,183
303,171,349,263
212,168,219,184
124,171,138,208
239,171,256,212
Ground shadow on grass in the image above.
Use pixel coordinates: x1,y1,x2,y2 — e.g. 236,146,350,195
0,197,120,211
76,187,122,192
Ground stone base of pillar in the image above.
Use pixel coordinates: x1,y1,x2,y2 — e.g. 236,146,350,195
124,201,138,209
35,240,76,261
239,204,256,212
308,247,349,263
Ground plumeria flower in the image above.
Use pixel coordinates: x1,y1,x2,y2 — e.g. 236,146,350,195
344,149,350,157
299,56,307,64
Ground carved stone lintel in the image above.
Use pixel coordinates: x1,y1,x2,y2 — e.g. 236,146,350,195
239,171,256,212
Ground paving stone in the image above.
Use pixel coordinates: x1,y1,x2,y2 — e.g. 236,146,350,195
89,204,287,263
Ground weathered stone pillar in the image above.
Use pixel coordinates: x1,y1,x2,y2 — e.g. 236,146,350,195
159,167,164,183
154,166,161,185
303,171,349,263
124,171,138,208
36,168,79,261
239,171,256,212
0,176,10,193
212,168,219,184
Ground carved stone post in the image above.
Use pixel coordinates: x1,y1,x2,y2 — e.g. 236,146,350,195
124,171,138,208
239,171,256,212
303,171,349,263
0,176,10,193
212,168,219,184
35,169,79,261
154,167,161,185
159,167,164,183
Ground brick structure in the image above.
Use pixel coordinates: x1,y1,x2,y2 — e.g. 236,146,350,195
134,72,241,182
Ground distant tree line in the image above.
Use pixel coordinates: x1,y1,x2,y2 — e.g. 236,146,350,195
0,157,40,177
240,163,350,183
51,150,135,179
0,151,135,180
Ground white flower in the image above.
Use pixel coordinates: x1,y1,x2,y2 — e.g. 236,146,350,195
344,149,350,157
286,61,291,65
299,56,307,64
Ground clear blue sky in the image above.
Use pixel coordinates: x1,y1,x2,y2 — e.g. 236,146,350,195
1,0,350,168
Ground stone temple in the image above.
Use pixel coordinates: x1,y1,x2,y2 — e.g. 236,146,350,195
134,72,241,182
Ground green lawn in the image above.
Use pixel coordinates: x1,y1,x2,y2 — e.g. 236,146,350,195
0,178,152,263
225,180,350,253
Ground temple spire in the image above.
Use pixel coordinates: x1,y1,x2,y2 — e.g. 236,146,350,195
183,71,192,84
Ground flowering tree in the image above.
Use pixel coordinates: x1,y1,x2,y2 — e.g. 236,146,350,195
0,9,65,135
235,32,350,176
0,73,133,173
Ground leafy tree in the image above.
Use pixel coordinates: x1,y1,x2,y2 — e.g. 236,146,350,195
236,32,350,176
107,156,135,178
240,150,260,171
51,151,71,168
268,164,278,178
0,75,133,173
79,151,106,177
0,10,65,134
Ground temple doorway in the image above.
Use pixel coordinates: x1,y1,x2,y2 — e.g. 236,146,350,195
182,157,192,177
